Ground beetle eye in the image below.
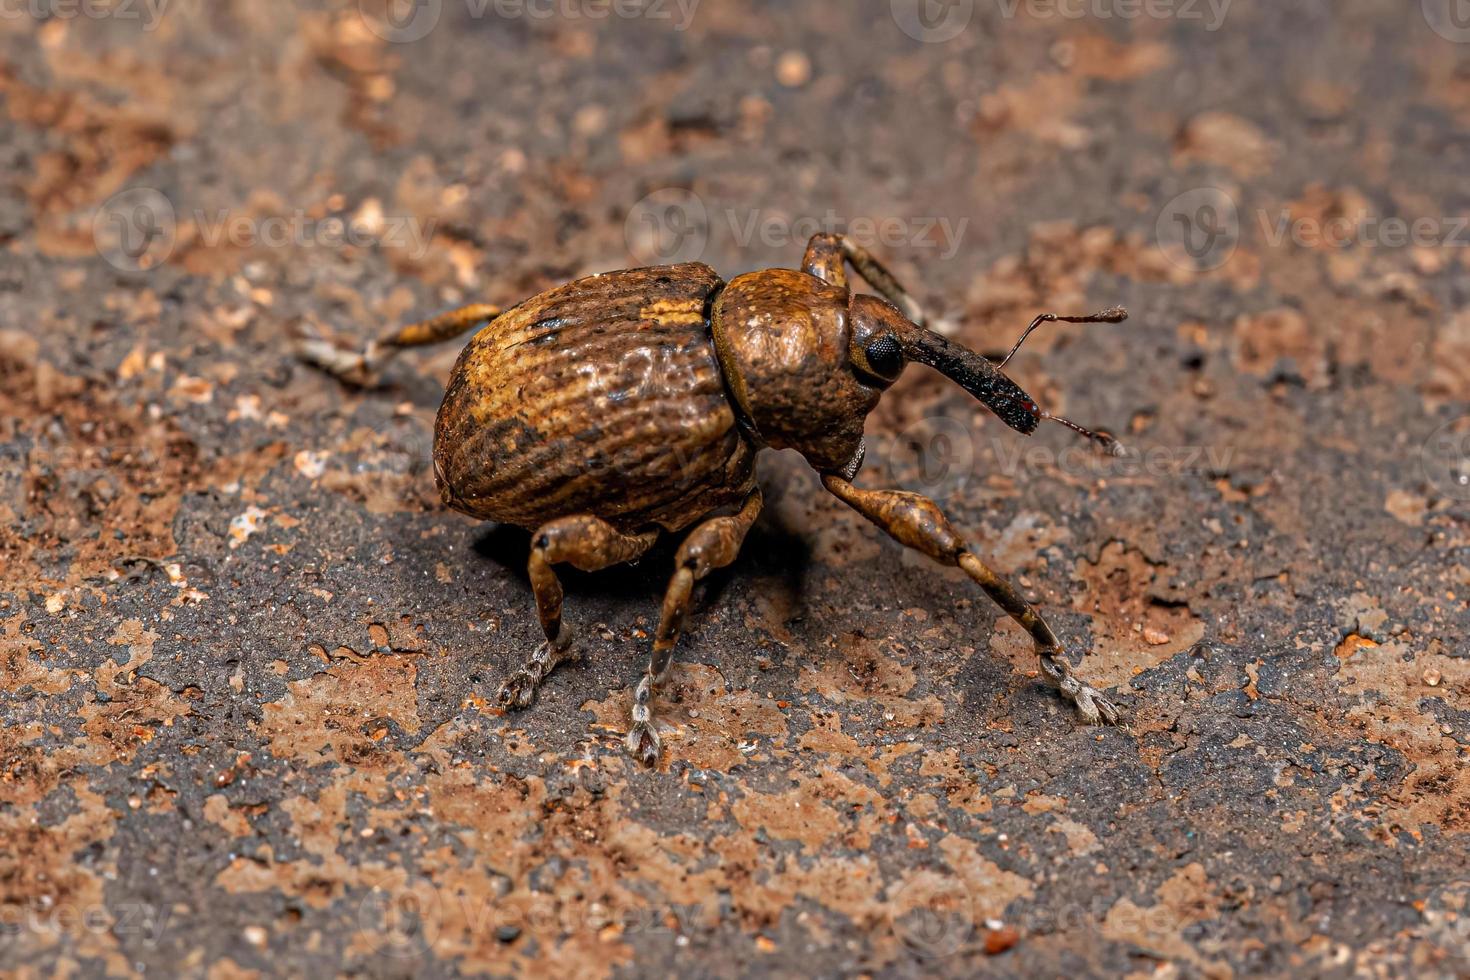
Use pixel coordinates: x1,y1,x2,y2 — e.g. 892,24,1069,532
864,333,904,378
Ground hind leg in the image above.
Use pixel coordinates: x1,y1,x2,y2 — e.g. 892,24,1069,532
498,515,657,709
627,490,762,766
296,303,502,386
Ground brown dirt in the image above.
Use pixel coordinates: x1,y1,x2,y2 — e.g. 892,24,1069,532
1,2,1468,977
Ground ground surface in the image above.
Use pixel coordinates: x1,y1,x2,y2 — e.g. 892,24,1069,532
1,1,1469,977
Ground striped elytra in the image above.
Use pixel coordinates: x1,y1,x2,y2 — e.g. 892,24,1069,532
432,264,756,533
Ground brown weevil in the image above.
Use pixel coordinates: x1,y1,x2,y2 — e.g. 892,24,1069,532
299,233,1129,767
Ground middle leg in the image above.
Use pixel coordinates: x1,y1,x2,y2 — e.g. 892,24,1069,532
627,489,763,766
498,514,657,709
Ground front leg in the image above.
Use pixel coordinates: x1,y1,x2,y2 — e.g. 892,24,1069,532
801,233,928,327
821,474,1119,725
628,490,763,767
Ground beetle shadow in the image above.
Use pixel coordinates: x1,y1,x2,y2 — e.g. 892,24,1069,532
469,507,811,616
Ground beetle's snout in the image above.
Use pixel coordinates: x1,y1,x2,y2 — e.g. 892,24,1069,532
850,294,1040,434
894,320,1122,453
898,328,1042,435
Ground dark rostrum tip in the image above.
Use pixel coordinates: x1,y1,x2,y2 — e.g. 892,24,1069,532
895,323,1042,435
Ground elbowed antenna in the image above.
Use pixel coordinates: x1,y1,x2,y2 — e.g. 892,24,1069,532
998,307,1129,369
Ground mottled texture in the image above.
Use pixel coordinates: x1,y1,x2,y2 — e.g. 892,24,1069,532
2,2,1469,978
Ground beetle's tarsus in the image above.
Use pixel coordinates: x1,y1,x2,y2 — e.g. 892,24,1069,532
497,640,566,709
296,302,503,388
294,333,382,387
625,721,661,768
1041,651,1121,725
821,473,1128,734
496,669,540,709
617,490,763,769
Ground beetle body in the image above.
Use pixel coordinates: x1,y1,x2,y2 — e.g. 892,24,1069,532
432,263,755,533
299,233,1128,767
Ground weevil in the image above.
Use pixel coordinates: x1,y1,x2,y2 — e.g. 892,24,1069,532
299,233,1129,766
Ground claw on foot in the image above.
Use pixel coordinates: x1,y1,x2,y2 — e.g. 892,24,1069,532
625,722,661,768
1072,684,1120,725
497,671,538,710
1045,650,1122,726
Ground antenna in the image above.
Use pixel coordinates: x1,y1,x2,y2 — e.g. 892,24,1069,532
997,307,1128,370
1042,411,1125,456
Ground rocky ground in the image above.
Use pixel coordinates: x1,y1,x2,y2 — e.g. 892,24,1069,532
1,1,1468,977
